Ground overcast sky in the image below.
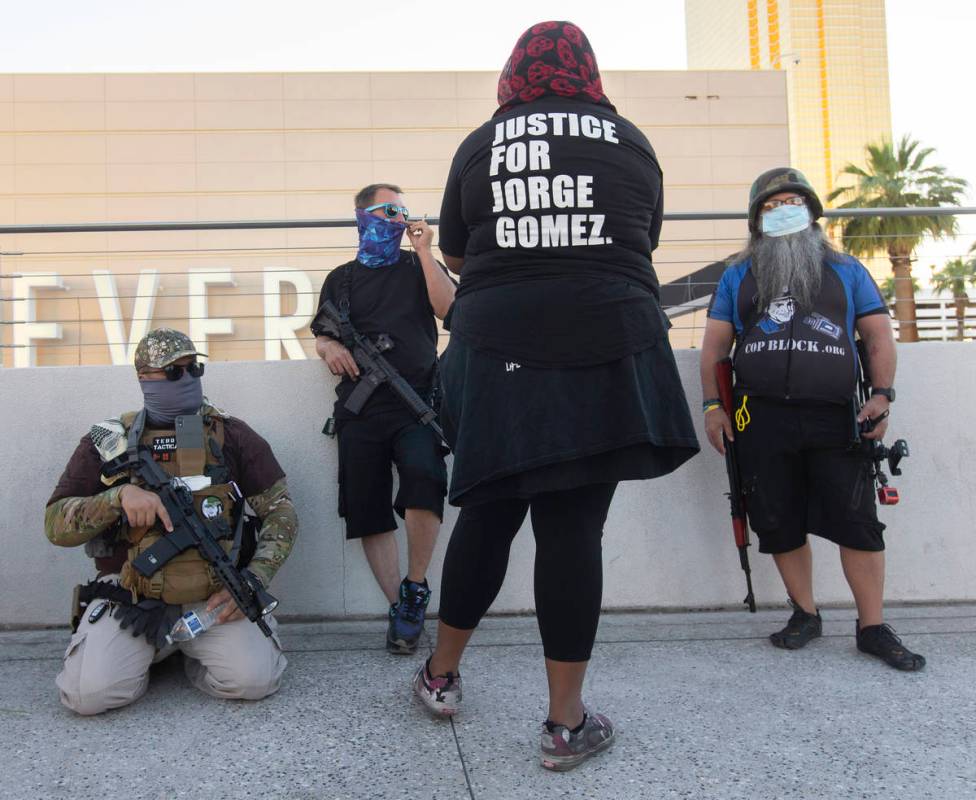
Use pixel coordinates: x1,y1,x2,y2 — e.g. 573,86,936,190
3,0,974,263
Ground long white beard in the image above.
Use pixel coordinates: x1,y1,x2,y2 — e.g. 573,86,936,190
751,226,825,311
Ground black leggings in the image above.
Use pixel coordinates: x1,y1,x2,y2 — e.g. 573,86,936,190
438,482,617,662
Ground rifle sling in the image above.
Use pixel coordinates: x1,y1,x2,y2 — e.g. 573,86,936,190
732,301,762,364
127,409,147,460
336,264,357,350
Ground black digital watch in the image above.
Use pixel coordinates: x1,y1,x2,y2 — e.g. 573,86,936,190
871,387,895,402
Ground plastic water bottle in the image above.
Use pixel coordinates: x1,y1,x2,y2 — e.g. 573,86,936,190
165,602,228,644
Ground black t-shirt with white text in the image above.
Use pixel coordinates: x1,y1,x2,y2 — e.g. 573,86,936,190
311,252,440,418
438,97,669,367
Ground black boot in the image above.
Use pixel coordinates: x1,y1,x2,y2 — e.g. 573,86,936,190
856,621,926,671
769,600,822,650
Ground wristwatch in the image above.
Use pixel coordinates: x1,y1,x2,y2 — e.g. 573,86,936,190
871,387,895,402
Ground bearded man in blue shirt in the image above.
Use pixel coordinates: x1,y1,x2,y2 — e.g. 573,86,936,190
699,167,924,672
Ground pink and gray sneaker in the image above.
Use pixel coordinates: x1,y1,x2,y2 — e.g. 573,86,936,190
540,711,615,771
412,659,462,717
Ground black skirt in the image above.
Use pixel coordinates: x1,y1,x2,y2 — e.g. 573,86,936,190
440,335,700,506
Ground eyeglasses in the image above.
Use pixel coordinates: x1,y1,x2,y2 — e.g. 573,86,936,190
161,361,205,381
761,196,807,212
365,202,409,219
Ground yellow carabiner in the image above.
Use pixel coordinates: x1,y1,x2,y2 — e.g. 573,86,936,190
735,395,751,432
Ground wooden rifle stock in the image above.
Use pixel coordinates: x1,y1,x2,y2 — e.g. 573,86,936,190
716,357,757,612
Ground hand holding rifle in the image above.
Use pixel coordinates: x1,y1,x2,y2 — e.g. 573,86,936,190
704,400,734,455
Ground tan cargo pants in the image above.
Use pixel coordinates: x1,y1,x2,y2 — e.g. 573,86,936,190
56,585,287,716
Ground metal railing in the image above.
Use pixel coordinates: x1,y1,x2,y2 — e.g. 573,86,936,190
2,207,974,367
0,204,971,235
904,298,976,341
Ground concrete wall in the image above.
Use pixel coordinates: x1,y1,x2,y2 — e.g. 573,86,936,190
1,342,973,627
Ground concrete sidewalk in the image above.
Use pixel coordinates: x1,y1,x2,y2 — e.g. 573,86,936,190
1,604,974,800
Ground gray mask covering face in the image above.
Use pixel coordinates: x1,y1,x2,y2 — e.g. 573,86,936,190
139,371,204,426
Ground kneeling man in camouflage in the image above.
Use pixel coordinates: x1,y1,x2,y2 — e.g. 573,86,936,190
45,328,299,714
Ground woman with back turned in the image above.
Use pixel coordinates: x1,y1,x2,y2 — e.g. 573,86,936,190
411,21,699,771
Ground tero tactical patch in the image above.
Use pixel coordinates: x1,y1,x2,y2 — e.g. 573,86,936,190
151,436,177,462
152,436,177,452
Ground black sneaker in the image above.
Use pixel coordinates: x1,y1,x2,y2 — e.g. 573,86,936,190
769,600,822,650
856,622,926,671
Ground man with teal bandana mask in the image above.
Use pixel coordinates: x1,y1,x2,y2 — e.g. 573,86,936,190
312,183,456,655
355,206,408,267
699,167,925,673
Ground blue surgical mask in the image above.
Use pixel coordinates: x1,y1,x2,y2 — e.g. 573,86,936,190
761,203,812,237
140,372,204,426
355,208,407,268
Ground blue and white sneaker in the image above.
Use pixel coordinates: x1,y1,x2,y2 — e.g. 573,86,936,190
386,578,430,654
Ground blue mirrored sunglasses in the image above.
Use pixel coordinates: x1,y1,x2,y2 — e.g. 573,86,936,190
365,202,409,219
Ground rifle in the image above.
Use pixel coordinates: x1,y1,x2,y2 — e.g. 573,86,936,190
103,450,279,637
715,357,757,612
312,298,446,444
854,339,909,505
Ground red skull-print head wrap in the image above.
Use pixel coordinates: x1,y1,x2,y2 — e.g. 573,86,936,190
495,20,616,117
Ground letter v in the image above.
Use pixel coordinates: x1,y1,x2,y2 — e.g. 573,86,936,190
93,269,161,365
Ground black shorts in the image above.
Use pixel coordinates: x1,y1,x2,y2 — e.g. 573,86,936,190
336,407,448,539
733,397,885,554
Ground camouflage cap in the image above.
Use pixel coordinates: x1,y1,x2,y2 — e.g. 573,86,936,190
133,328,206,371
748,167,823,232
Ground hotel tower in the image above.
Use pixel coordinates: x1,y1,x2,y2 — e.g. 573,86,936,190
686,0,892,199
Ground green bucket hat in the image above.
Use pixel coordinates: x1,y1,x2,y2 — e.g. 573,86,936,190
133,328,207,371
748,167,823,232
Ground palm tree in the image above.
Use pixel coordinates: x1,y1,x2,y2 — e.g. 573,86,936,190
827,135,968,342
931,258,976,340
880,275,920,304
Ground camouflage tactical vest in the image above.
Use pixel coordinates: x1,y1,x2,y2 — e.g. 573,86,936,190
101,408,241,604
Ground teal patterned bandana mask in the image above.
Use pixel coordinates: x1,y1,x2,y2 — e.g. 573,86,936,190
356,208,407,268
